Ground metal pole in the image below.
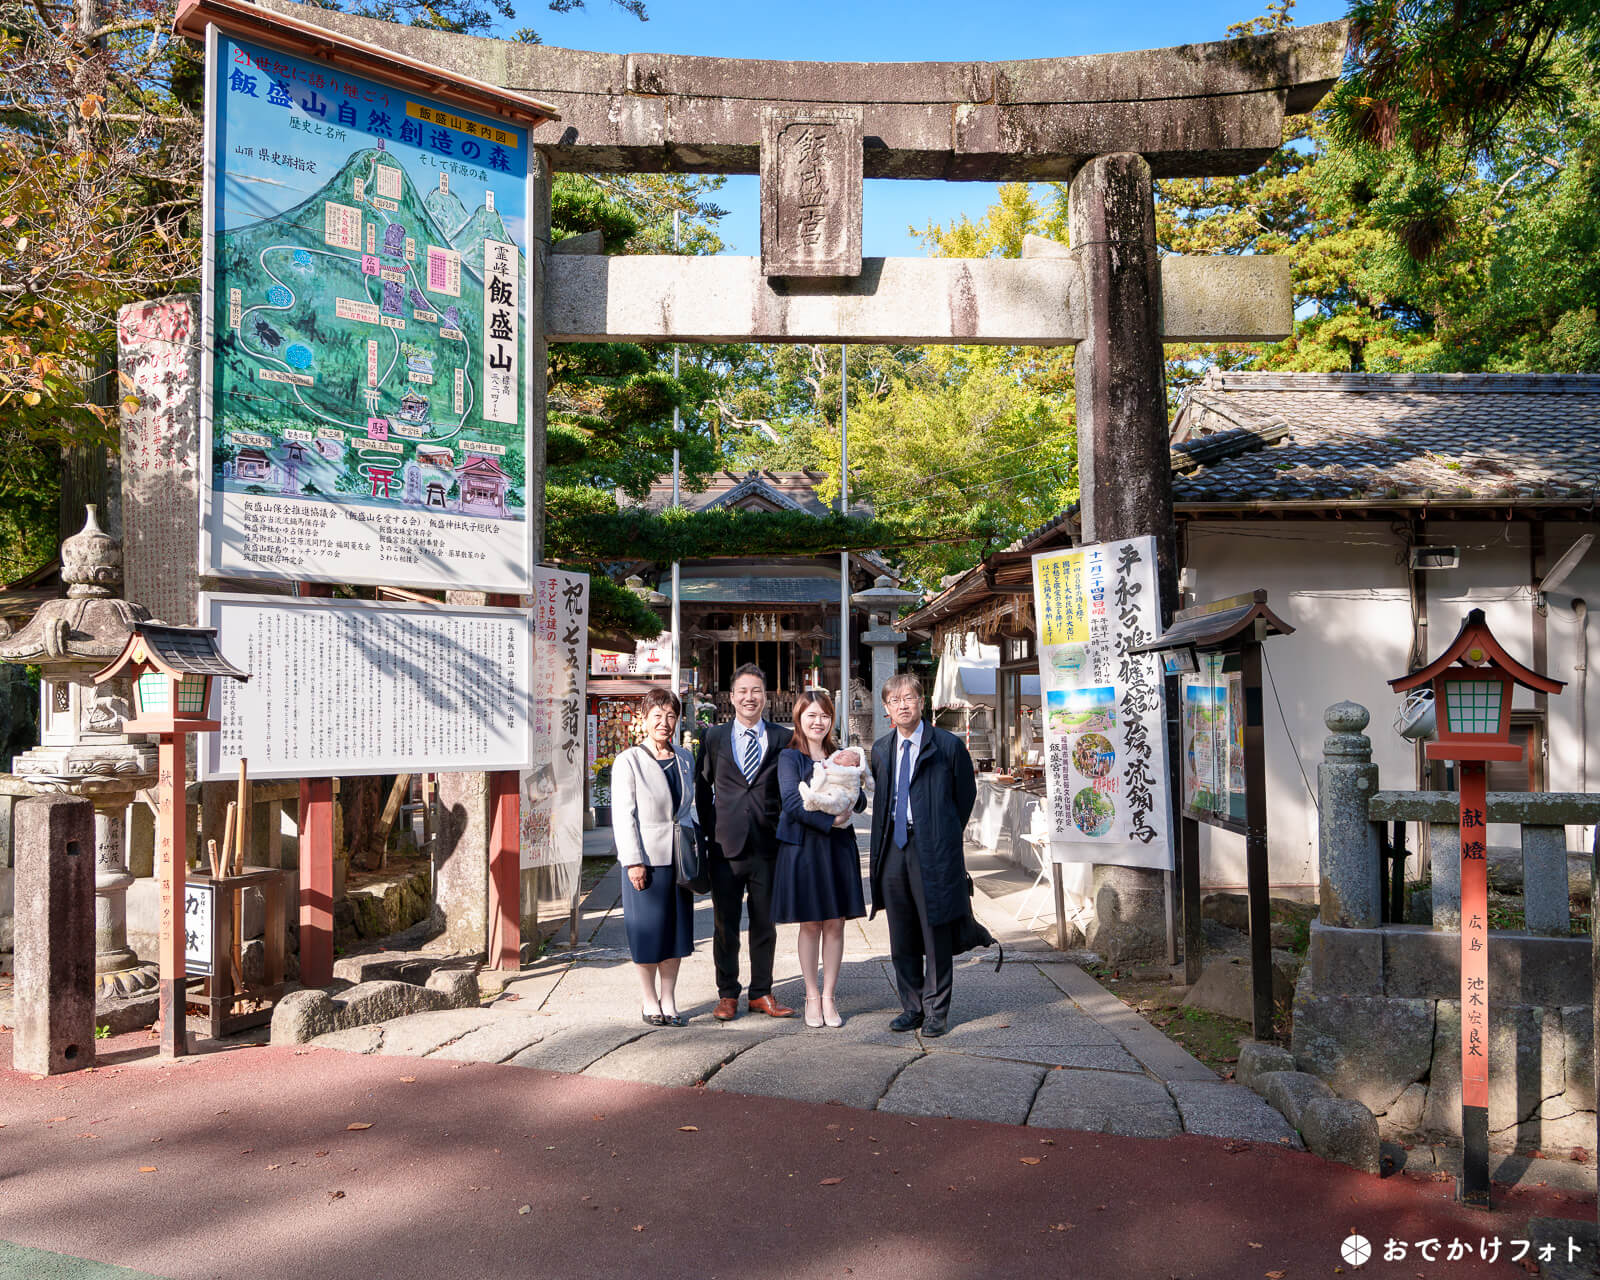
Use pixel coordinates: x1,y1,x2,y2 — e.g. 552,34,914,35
839,344,850,741
670,211,682,742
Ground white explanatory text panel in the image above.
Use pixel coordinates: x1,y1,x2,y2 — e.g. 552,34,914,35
199,592,531,780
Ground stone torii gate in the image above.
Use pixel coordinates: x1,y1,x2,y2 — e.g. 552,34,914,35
239,0,1344,954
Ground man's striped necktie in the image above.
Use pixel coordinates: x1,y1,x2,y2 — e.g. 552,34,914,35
740,727,760,782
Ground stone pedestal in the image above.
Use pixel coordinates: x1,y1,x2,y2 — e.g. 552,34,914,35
433,769,491,956
1317,701,1381,928
13,795,96,1074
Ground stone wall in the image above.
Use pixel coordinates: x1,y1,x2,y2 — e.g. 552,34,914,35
1299,700,1598,1155
1293,923,1593,1152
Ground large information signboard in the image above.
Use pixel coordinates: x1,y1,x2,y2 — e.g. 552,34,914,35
1030,537,1171,869
199,593,531,780
201,27,532,592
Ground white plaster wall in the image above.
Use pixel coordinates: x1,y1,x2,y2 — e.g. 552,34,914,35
1184,517,1600,896
1535,522,1600,851
1184,520,1414,893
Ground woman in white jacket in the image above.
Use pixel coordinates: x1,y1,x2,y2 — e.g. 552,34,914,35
611,688,697,1026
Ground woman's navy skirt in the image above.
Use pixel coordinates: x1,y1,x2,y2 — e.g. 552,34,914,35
621,864,695,964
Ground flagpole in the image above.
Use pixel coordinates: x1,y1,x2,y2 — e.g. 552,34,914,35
670,210,682,742
838,344,850,743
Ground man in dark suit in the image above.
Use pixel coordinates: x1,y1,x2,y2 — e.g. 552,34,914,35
869,672,978,1037
694,663,795,1021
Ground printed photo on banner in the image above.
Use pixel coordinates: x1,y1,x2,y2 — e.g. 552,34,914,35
1030,537,1172,869
201,30,532,592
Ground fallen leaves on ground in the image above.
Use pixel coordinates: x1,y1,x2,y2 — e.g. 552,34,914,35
819,1177,843,1186
138,1166,157,1173
1222,1140,1251,1153
399,1076,415,1084
1049,1223,1073,1232
346,1122,372,1131
1020,1157,1042,1166
328,1190,344,1201
518,1205,531,1215
677,1125,698,1132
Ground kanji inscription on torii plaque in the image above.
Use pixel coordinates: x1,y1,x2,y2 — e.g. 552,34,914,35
760,107,862,278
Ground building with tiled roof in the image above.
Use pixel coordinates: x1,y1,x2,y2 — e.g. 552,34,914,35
898,372,1600,899
601,470,893,728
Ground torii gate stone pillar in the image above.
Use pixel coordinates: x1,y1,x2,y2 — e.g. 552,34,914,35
250,0,1343,958
1068,152,1180,961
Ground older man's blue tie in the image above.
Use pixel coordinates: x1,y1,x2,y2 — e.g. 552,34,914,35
893,738,913,848
740,726,760,783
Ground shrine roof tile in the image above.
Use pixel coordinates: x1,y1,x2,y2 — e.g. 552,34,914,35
678,576,843,604
1170,372,1600,505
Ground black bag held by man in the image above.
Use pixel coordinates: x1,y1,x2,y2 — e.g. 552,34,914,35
675,824,711,894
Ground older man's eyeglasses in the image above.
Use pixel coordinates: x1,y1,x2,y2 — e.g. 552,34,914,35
886,694,921,708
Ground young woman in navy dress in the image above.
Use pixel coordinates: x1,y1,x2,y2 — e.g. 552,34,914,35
772,689,866,1028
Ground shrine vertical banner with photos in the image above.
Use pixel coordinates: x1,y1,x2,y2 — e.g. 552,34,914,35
1031,537,1171,868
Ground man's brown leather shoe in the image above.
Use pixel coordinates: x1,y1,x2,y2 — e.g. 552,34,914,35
713,997,739,1021
748,995,794,1018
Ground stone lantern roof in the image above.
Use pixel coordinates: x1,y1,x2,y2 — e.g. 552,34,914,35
0,507,149,668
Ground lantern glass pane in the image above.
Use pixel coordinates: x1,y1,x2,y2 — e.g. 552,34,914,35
136,672,169,712
1443,678,1503,735
177,674,208,713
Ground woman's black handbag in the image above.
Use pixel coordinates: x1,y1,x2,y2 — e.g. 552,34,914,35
675,824,711,894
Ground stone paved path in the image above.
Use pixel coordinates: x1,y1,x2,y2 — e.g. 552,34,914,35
307,840,1300,1146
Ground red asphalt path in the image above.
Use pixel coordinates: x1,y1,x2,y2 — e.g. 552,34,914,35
1,1029,1592,1280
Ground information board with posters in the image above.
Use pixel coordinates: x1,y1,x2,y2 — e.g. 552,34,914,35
1181,653,1246,822
199,593,532,780
1030,536,1171,868
200,27,533,592
521,568,589,870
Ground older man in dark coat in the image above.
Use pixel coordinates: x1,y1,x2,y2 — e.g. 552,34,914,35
868,672,978,1037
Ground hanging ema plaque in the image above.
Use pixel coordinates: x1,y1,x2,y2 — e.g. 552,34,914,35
199,25,538,592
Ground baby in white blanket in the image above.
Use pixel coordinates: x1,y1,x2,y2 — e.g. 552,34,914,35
798,747,874,816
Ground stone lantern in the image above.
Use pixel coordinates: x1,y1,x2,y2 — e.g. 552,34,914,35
0,507,158,1003
850,575,922,745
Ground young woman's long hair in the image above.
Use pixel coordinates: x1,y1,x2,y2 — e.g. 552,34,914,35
787,688,840,756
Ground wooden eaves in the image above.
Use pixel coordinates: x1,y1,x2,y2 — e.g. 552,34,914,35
173,0,561,130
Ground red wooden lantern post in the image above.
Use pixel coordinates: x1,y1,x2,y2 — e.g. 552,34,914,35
95,624,250,1058
1390,608,1563,1206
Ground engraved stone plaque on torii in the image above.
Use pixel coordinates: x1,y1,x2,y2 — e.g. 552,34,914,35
761,107,863,279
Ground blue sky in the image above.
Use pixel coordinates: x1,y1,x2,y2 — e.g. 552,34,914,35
507,0,1350,256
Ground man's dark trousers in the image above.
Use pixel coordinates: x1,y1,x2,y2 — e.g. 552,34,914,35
710,856,777,1001
881,831,954,1020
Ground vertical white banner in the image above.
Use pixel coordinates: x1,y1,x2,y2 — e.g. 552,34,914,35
522,567,589,869
1031,536,1171,868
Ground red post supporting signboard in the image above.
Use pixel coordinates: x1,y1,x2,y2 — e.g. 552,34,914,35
157,735,188,1059
487,771,521,971
298,778,335,988
1458,760,1491,1203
